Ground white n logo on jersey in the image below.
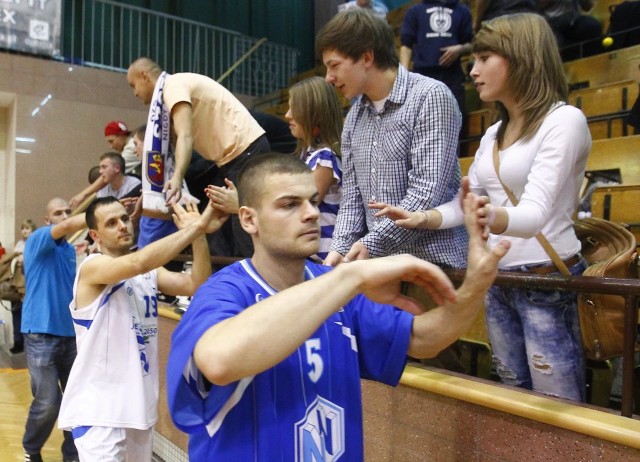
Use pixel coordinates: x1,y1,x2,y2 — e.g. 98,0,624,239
295,396,345,461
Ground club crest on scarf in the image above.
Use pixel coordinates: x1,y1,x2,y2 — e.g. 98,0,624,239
146,151,164,189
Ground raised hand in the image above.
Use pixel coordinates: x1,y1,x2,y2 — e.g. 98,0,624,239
347,255,457,315
369,201,427,229
205,178,239,214
461,189,510,294
163,175,183,207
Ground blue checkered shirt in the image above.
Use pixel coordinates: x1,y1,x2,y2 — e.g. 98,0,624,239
330,66,468,268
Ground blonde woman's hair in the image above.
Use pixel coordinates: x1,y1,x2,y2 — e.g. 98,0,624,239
288,76,343,158
472,13,568,146
21,219,37,232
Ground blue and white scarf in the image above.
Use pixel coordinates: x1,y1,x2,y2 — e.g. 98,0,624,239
142,72,197,212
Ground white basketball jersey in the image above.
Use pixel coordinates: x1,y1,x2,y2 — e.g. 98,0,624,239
59,254,160,430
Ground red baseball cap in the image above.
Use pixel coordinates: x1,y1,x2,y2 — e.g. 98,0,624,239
104,121,130,137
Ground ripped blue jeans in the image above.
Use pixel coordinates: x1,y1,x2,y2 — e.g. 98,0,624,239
486,258,587,402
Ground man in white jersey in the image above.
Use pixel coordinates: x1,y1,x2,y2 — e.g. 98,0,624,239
166,153,510,460
58,196,227,461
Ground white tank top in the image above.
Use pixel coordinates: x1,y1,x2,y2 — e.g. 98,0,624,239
59,254,159,430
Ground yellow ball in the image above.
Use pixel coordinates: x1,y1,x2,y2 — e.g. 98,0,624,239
602,37,614,47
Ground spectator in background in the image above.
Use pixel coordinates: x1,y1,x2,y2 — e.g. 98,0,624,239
339,0,389,20
400,0,473,116
286,76,343,262
127,57,269,258
69,152,142,211
318,9,467,372
9,218,38,354
87,165,100,185
14,219,37,255
317,10,467,270
104,120,141,176
95,152,142,200
607,0,640,50
539,0,602,59
474,0,537,32
21,198,85,462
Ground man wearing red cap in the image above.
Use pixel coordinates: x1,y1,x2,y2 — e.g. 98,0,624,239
104,120,141,176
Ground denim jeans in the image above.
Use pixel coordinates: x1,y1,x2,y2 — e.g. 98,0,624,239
486,258,587,402
23,333,78,458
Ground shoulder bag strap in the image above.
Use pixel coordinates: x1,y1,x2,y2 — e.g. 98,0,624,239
492,141,571,276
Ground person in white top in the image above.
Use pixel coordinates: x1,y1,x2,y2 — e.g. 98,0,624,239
58,195,227,461
69,153,141,211
371,13,591,401
95,152,142,200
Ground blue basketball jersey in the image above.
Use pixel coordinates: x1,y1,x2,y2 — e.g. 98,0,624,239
167,260,413,461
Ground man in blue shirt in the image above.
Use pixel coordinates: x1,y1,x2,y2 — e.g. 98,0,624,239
167,153,509,461
21,198,86,462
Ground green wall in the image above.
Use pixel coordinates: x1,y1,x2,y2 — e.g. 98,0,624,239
121,0,315,72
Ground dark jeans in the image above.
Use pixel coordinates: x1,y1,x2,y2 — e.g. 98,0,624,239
11,301,23,347
23,333,78,459
209,135,270,258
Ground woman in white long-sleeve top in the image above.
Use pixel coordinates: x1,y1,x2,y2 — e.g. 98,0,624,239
371,13,591,402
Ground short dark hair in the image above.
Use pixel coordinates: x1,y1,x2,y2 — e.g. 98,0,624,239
132,124,146,140
99,151,125,173
88,165,101,184
86,196,120,230
237,153,311,208
316,9,398,70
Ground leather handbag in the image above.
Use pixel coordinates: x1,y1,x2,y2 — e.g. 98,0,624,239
0,252,25,304
492,141,639,360
574,217,640,360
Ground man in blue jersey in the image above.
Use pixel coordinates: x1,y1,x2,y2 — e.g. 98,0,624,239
21,198,86,462
167,153,510,461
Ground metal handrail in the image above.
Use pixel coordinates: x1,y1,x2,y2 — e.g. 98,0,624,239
217,37,267,85
444,269,640,418
60,0,298,96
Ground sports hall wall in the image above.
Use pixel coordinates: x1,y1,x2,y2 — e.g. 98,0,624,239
0,53,148,249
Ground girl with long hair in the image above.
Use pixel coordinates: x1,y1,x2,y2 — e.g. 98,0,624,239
371,13,591,401
286,76,344,261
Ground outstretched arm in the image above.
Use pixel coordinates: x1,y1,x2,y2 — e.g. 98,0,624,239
69,177,108,211
408,190,510,358
369,201,443,230
193,187,509,386
51,214,87,241
79,201,226,289
156,202,217,296
194,254,457,386
164,102,194,206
